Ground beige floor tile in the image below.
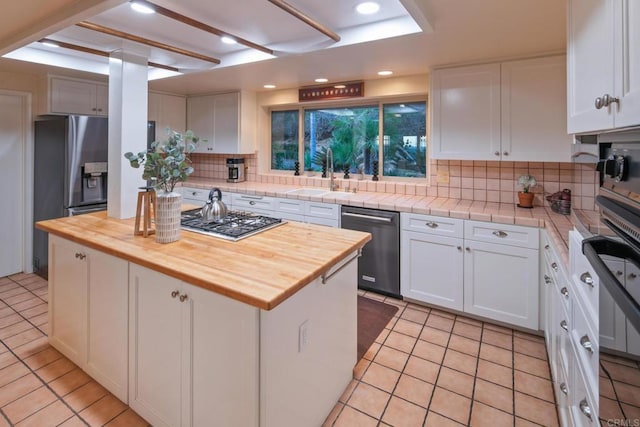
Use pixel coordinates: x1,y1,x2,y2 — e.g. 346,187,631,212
436,366,475,398
23,347,63,370
4,328,45,350
513,330,544,344
333,405,377,427
20,304,47,319
322,402,344,427
482,329,513,350
35,357,76,383
513,337,547,360
382,396,427,427
104,408,151,427
600,396,625,421
13,336,50,359
15,400,74,427
393,319,423,338
615,382,640,407
514,352,551,379
11,297,43,313
400,308,429,325
0,362,30,388
0,373,42,407
2,386,57,424
79,395,127,427
483,323,513,335
374,328,391,344
339,379,358,403
374,346,409,372
469,401,514,427
473,378,514,414
442,349,478,376
477,359,513,389
448,334,480,357
58,417,90,427
430,309,456,320
49,368,92,397
514,416,542,426
412,340,446,364
347,382,390,420
429,386,471,425
0,313,23,330
361,362,401,393
384,331,417,353
353,358,370,380
454,316,483,327
419,326,451,347
0,321,32,340
0,289,30,303
621,403,640,420
602,360,640,387
63,380,109,412
404,356,440,384
424,411,465,426
452,321,482,341
479,342,513,368
363,342,381,361
514,391,559,427
393,374,434,408
514,370,554,403
426,315,454,332
0,307,15,320
601,352,640,368
406,302,430,313
0,352,18,370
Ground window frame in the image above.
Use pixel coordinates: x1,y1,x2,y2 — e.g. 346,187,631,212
268,95,428,183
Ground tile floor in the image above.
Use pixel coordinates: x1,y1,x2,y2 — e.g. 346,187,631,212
599,352,640,424
1,271,562,427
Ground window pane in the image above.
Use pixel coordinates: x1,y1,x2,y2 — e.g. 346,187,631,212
304,106,379,174
271,110,299,171
383,102,427,177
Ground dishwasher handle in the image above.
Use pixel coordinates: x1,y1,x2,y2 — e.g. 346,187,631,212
342,212,393,223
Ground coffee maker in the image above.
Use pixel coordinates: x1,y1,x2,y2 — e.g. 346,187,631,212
226,157,246,183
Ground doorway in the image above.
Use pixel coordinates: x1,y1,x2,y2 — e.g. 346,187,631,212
0,91,31,277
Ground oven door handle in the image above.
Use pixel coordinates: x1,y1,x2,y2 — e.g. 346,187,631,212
583,236,640,334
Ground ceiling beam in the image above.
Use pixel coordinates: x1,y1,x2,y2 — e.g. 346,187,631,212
138,0,274,56
267,0,340,42
39,37,180,72
76,21,220,64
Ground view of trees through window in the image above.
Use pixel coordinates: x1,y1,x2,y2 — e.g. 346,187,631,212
271,100,427,178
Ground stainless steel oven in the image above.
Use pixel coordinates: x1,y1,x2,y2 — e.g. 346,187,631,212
582,132,640,425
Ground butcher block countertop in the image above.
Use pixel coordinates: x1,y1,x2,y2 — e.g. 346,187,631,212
36,212,371,310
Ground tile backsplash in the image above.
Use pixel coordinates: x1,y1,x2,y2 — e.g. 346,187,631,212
191,155,599,211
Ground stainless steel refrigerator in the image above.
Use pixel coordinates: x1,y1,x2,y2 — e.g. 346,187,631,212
33,115,109,278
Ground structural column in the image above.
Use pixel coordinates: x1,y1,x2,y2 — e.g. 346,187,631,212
107,42,149,219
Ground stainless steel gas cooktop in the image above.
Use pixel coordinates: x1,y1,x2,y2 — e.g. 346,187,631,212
180,208,284,241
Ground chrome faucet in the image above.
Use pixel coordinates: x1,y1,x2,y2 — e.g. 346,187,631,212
326,148,338,191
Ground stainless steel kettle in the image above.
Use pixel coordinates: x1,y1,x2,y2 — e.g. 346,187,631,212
201,188,228,222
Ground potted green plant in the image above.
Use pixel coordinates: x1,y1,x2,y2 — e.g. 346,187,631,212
124,129,198,243
517,174,537,208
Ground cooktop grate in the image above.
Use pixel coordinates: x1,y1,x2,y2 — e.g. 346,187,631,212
180,208,284,241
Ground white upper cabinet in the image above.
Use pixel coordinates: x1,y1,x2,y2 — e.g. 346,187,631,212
187,91,256,154
49,77,108,116
148,92,187,138
431,56,571,162
567,0,640,133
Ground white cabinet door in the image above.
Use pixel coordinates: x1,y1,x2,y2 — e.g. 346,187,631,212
85,247,129,402
567,0,615,133
149,92,186,136
463,241,539,329
626,263,640,355
431,64,501,160
49,236,87,366
95,83,108,116
614,0,640,128
599,259,626,352
129,265,183,427
501,56,572,162
212,92,240,154
187,95,215,153
401,230,463,311
50,78,100,116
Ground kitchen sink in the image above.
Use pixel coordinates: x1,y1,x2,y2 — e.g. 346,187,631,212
285,188,329,197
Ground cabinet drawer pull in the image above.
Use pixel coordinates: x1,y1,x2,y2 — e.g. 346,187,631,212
249,200,256,205
560,320,568,331
494,151,500,156
425,221,439,228
602,94,619,107
179,294,189,302
191,191,198,196
580,335,594,353
544,275,552,285
579,398,592,420
616,270,624,276
595,96,604,109
492,230,508,238
560,382,568,395
457,246,462,251
75,252,86,260
503,151,509,156
580,272,594,287
544,244,550,250
551,262,558,271
171,290,179,298
560,287,569,298
465,247,470,252
629,273,637,280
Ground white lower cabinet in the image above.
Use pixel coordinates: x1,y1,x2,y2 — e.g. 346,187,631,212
128,263,259,427
49,235,128,401
401,214,538,329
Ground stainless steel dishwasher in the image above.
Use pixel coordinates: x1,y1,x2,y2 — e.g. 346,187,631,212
341,206,400,298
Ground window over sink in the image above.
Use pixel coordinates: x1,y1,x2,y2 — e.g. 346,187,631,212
270,99,427,179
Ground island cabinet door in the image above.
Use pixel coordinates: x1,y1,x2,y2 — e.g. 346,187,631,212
128,264,183,427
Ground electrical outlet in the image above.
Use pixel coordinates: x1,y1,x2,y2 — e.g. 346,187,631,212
298,320,309,353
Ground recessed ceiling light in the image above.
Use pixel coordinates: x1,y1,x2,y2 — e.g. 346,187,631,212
378,70,393,76
263,84,276,89
40,40,60,48
356,2,380,15
130,1,155,14
315,78,328,83
221,36,237,45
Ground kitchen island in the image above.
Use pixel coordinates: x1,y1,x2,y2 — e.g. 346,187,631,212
36,212,371,427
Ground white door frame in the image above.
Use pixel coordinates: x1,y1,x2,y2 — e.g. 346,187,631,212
0,90,33,275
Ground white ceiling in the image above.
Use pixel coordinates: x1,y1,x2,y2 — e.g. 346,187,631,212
0,0,567,96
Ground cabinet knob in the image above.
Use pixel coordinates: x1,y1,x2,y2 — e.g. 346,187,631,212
171,290,179,298
249,201,256,205
579,398,592,420
629,273,637,280
551,262,558,272
580,334,594,353
595,97,604,110
191,192,197,196
494,151,500,156
457,246,462,251
503,151,509,156
560,320,568,331
616,270,624,276
580,272,594,287
179,294,189,302
75,252,86,260
560,382,568,395
560,286,569,298
425,222,439,228
544,244,550,250
602,94,619,107
492,230,508,238
544,275,552,285
465,247,470,252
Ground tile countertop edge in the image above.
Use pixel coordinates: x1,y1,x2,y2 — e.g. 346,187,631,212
182,179,602,271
